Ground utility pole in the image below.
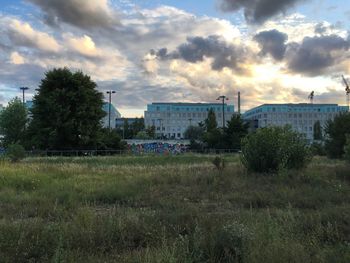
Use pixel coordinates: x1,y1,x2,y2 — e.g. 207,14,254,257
238,91,241,115
106,90,116,130
19,87,29,104
217,95,229,128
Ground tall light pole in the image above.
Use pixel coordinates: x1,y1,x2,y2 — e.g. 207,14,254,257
20,87,29,104
217,95,229,128
106,90,116,130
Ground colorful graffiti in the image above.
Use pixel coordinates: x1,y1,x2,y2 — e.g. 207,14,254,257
127,142,188,155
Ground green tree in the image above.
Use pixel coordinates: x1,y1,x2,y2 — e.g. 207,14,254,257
203,109,223,148
28,68,106,150
241,126,310,173
0,98,28,147
325,113,350,158
344,134,350,162
184,125,204,141
135,131,151,140
98,128,126,150
313,120,323,141
146,126,156,139
130,118,145,138
224,114,249,150
205,108,217,132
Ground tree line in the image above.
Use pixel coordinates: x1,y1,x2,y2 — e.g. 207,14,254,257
0,67,350,166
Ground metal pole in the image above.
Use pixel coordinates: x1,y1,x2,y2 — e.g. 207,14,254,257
238,91,241,115
221,97,225,128
108,92,111,130
19,87,29,104
217,95,228,128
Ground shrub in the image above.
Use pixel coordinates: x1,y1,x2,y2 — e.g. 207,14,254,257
213,222,251,262
344,134,350,162
212,156,225,171
241,126,310,173
325,113,350,158
310,142,326,156
6,143,26,162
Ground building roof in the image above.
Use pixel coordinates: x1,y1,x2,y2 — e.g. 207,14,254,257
151,102,228,106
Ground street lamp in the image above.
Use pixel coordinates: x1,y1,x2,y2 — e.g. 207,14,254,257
188,118,192,126
217,95,229,128
106,90,116,130
19,87,29,104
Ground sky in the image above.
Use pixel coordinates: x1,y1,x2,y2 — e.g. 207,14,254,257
0,0,349,117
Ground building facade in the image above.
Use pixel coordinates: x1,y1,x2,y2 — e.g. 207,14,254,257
243,103,349,141
102,102,121,128
144,102,235,139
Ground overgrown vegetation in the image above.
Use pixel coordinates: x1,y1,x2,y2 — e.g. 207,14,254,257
5,143,26,162
325,113,350,159
241,126,310,173
0,98,27,147
0,155,349,262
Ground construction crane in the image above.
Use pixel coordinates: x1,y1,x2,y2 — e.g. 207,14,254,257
342,75,350,110
308,91,314,104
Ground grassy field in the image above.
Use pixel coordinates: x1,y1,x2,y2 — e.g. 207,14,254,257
0,154,349,262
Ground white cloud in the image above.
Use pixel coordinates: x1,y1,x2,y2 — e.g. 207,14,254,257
10,52,25,64
8,19,61,52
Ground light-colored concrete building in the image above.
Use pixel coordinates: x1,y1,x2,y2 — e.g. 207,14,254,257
243,103,349,141
144,102,235,139
102,102,121,128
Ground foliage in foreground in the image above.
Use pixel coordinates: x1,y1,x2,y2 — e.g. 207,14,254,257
6,143,26,162
325,113,350,159
241,126,310,173
0,98,27,147
0,155,349,262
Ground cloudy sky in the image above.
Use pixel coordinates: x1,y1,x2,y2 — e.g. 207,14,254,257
0,0,349,116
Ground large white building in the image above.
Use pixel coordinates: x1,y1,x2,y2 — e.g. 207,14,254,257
144,102,235,139
243,103,349,141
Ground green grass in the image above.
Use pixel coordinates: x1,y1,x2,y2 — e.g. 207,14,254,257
0,155,349,262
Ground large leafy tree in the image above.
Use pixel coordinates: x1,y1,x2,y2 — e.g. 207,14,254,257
29,68,106,150
224,114,249,150
325,113,350,158
203,108,224,148
0,98,28,147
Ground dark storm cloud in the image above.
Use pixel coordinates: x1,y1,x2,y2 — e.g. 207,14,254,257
218,0,305,24
26,0,118,29
287,34,350,75
153,35,248,71
254,29,288,60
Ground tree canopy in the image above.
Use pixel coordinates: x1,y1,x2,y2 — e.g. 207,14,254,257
0,98,28,147
325,113,350,158
29,68,106,150
224,114,249,150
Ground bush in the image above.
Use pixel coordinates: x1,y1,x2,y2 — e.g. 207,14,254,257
344,135,350,162
241,127,310,173
310,142,326,156
325,113,350,158
6,143,26,162
212,156,225,171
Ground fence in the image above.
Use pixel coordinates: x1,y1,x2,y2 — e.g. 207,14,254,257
24,148,240,157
